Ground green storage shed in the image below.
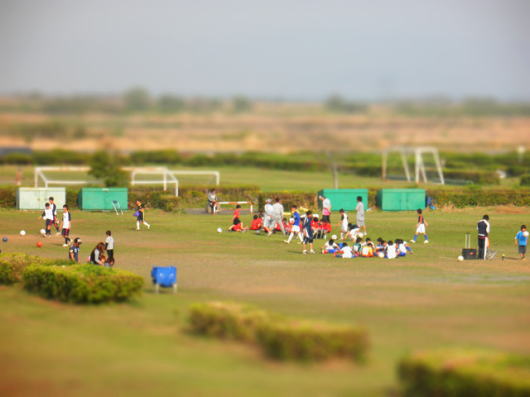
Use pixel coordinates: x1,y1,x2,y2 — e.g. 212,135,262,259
376,189,425,211
79,188,128,211
317,189,368,211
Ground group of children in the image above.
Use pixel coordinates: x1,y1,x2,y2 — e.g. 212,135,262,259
322,235,413,259
41,196,116,266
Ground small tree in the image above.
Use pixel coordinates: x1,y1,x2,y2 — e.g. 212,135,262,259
89,151,129,187
123,87,150,112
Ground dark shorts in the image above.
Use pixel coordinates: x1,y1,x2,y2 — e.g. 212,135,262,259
303,233,314,244
233,217,241,225
519,245,527,254
107,249,114,260
45,219,53,228
322,215,330,223
62,228,70,237
137,213,144,221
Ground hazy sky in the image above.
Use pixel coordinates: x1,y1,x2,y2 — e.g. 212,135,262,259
0,0,529,100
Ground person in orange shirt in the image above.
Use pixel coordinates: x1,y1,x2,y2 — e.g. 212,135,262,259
249,214,263,231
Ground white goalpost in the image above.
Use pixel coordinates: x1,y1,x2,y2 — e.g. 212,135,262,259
33,166,220,197
382,146,445,184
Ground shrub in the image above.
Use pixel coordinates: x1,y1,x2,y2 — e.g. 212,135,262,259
427,188,530,208
521,175,530,187
398,349,530,397
256,320,369,362
22,264,144,304
189,301,273,342
188,301,369,362
0,253,47,284
444,170,500,185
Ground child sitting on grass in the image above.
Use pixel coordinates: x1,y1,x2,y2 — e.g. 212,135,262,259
322,235,339,254
249,214,263,231
229,205,246,232
337,242,353,258
360,238,375,257
386,240,397,259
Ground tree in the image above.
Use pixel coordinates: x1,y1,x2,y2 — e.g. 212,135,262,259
123,87,151,112
89,151,129,187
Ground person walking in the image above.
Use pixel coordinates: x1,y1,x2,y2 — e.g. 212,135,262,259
355,196,366,235
135,200,151,231
477,215,490,260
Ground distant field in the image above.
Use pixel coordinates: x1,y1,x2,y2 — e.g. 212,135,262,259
0,164,521,192
0,207,529,396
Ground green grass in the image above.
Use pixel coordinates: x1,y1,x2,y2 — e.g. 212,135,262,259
0,207,529,396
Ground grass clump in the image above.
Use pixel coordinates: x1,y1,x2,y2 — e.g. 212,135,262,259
22,264,144,304
0,252,50,284
398,349,530,397
188,301,369,363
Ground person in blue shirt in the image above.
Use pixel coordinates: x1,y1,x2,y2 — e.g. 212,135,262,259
284,205,303,244
68,237,82,263
302,211,315,254
514,225,528,260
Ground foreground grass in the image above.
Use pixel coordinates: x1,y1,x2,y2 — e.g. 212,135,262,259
0,207,529,396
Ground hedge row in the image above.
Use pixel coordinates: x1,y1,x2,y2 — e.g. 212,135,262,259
398,349,530,397
427,188,530,208
22,264,144,304
0,252,72,285
188,301,369,362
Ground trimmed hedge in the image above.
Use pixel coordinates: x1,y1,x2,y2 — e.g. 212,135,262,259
22,264,144,304
0,252,61,284
427,188,530,208
398,349,530,397
521,175,530,187
188,301,369,362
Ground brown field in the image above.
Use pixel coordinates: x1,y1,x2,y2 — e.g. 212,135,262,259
1,106,529,153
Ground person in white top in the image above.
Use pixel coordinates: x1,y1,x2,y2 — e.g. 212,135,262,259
339,209,349,240
341,243,353,258
386,241,397,259
319,195,332,223
263,199,274,234
42,202,54,237
105,230,115,266
207,189,218,214
270,198,286,236
355,196,366,234
61,204,72,247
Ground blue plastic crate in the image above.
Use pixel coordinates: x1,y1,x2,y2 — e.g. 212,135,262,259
151,266,177,292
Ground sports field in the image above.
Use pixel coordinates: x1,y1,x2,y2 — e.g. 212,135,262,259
1,206,529,396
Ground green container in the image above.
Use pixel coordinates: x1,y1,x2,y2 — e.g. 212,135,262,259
376,189,425,211
317,189,368,211
79,188,128,211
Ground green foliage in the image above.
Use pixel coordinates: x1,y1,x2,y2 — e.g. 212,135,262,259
129,150,182,165
0,186,16,207
188,301,369,362
256,321,369,362
427,188,530,208
520,175,530,186
22,264,143,304
88,151,129,187
444,170,500,185
156,94,185,113
231,96,253,113
0,253,73,285
123,87,151,111
325,95,367,114
398,349,530,397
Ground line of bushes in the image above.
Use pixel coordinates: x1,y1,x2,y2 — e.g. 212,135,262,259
188,301,369,362
0,252,144,304
426,188,530,208
0,252,73,284
22,264,144,304
398,349,530,396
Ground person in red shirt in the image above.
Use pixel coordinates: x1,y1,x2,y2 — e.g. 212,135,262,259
228,205,246,231
249,215,263,231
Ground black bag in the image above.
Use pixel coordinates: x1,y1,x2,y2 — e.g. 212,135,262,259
462,248,477,260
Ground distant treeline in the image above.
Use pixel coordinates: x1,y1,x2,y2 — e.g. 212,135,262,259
1,149,529,185
1,89,530,116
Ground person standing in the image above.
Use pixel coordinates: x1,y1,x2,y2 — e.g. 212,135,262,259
207,188,218,215
477,215,490,260
284,205,303,244
48,197,61,234
355,196,366,235
271,197,286,235
411,209,429,244
319,195,332,223
68,237,82,263
135,200,151,231
263,199,274,234
105,230,115,266
61,205,72,247
302,211,315,254
514,225,528,260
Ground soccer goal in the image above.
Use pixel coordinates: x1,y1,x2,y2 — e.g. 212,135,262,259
381,146,445,184
168,170,220,186
125,167,179,196
34,166,92,188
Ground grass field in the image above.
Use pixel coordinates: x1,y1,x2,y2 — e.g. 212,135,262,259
1,207,530,396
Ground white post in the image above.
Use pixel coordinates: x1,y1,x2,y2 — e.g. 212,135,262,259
433,150,445,185
400,151,411,182
163,171,167,192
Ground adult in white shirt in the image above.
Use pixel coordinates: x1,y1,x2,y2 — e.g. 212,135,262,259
355,196,366,234
271,197,286,235
319,195,332,223
263,199,274,234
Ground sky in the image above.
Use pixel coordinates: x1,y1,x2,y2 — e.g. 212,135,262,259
0,0,529,100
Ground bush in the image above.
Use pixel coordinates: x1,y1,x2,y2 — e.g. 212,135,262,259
22,264,144,304
444,170,500,185
520,175,530,186
189,301,273,342
0,253,47,284
398,349,530,397
256,320,369,362
428,188,530,208
188,301,369,362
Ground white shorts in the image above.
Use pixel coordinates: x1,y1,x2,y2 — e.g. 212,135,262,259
341,223,348,233
291,225,300,233
416,224,426,234
356,216,365,227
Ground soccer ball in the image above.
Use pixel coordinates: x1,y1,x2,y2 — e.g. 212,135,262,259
2,237,7,242
40,229,46,236
217,227,223,233
36,241,43,248
331,234,337,240
19,230,26,236
457,255,464,262
524,231,529,238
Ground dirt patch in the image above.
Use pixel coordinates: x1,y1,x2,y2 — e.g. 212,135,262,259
492,205,529,214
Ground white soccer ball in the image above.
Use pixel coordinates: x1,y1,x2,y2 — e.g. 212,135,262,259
457,255,464,262
40,228,46,235
358,232,364,238
19,230,26,236
377,252,384,258
217,227,223,233
524,231,529,238
331,234,337,240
